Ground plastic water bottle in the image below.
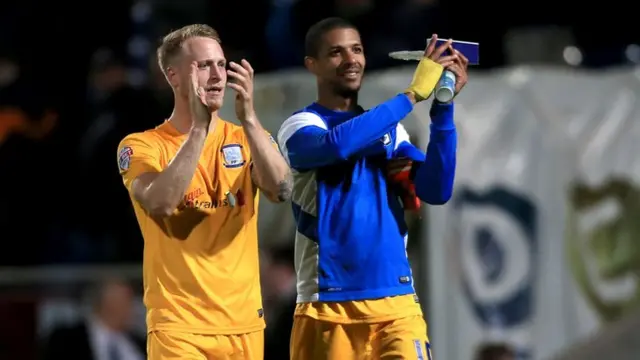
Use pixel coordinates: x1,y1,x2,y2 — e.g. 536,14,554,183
435,70,456,103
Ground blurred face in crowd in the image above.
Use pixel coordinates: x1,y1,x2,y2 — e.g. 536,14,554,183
0,58,19,88
98,280,135,331
92,64,127,93
306,27,366,96
168,36,227,111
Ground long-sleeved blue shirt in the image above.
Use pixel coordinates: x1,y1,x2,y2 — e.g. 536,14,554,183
277,93,457,302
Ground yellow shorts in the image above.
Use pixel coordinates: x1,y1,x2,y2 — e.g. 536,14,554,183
290,315,432,360
147,330,263,360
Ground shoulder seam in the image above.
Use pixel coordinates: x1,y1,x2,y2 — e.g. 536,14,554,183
286,111,323,121
278,111,327,147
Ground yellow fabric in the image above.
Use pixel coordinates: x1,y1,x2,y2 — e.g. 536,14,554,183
147,330,264,360
290,314,431,360
294,294,423,324
405,58,444,101
118,120,267,335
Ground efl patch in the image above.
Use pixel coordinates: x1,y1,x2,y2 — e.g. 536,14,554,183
221,144,245,168
118,146,133,172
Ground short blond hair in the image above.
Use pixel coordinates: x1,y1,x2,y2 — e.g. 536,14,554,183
157,24,221,75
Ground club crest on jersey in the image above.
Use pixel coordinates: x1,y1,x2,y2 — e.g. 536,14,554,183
118,146,133,172
381,133,391,146
221,144,245,168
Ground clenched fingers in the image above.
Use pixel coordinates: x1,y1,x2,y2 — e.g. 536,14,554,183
447,63,464,78
436,54,458,68
453,49,469,67
429,39,453,61
447,53,468,78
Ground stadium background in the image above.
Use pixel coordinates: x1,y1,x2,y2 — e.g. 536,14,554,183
1,0,639,359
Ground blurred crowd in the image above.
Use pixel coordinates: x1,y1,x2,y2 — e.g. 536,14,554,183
30,277,515,360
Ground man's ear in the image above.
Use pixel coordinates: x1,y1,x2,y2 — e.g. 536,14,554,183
166,67,180,88
304,56,316,74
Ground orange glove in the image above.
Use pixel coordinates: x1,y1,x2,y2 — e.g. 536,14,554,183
386,157,421,214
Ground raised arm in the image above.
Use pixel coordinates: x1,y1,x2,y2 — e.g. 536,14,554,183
227,59,292,202
278,94,415,170
119,60,216,217
410,102,457,205
408,43,469,204
278,37,460,170
245,120,292,202
118,129,207,217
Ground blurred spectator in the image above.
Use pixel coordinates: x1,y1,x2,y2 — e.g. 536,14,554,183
0,51,60,266
263,245,296,360
265,0,302,68
0,54,57,146
40,279,144,360
474,342,516,360
146,52,173,119
56,48,165,263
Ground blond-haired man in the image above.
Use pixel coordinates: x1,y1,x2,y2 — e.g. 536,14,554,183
117,24,291,359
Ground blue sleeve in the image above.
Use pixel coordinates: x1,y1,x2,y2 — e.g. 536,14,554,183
277,94,413,170
412,102,457,205
392,123,425,161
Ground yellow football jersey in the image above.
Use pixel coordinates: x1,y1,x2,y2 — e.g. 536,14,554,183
118,119,267,335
